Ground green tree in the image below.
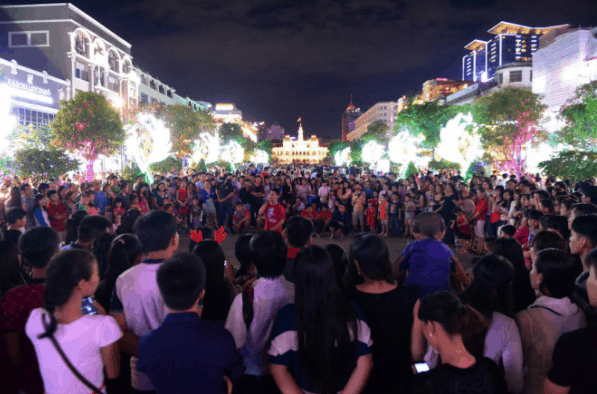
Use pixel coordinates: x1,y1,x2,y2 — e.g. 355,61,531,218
149,156,182,174
538,150,597,181
165,105,215,159
327,141,346,160
15,147,80,179
405,162,418,178
429,158,461,173
363,120,389,143
470,88,547,177
52,91,124,180
122,162,142,182
556,81,597,150
219,122,244,142
395,100,458,149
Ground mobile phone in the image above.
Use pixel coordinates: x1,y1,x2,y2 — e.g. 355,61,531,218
412,362,430,374
81,296,98,315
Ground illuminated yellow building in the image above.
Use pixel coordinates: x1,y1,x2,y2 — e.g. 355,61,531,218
422,78,470,102
272,120,328,164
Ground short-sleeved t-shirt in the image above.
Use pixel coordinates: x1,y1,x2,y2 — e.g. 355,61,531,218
25,309,122,394
475,198,489,218
399,239,455,297
1,282,45,394
547,326,597,394
264,203,285,232
268,303,373,393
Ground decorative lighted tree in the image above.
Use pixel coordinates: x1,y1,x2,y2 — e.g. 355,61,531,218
52,91,124,180
334,147,351,167
125,113,172,184
388,130,428,178
0,84,18,156
471,88,547,178
166,105,215,159
556,81,597,150
435,112,483,173
192,132,220,164
220,141,245,170
361,141,385,166
250,149,270,164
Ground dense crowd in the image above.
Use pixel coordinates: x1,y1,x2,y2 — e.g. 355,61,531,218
1,164,597,394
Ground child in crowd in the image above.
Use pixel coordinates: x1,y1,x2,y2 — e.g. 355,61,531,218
366,199,377,234
130,195,141,211
453,206,472,254
396,212,470,297
202,189,217,229
112,200,125,222
404,194,416,238
190,198,202,230
164,203,175,215
379,194,389,236
499,224,516,238
74,193,92,213
4,207,27,246
232,202,250,233
32,194,49,227
160,197,170,210
388,192,402,237
176,181,190,232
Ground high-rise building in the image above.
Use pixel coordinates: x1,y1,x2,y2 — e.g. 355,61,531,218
346,101,398,141
265,122,285,141
341,95,361,142
462,22,569,82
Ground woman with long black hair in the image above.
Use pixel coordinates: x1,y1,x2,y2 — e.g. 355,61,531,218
269,245,373,394
24,249,121,393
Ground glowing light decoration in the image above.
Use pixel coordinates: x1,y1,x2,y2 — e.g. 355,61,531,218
435,112,483,173
0,84,17,156
192,132,220,164
525,142,557,174
125,113,172,184
334,147,351,167
250,149,269,164
388,131,428,177
376,159,390,173
220,141,244,169
361,141,385,165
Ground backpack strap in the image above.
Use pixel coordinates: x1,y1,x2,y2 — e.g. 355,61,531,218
242,286,255,329
529,305,563,316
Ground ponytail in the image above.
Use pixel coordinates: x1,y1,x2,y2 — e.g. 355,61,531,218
38,250,96,339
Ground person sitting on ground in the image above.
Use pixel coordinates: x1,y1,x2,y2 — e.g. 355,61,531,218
61,215,112,251
232,202,250,234
543,248,597,394
1,227,61,394
313,204,332,237
410,291,508,394
137,253,243,394
515,249,586,394
4,207,27,246
269,245,373,394
395,212,470,297
283,215,314,283
329,203,351,239
25,249,122,394
224,230,294,394
110,210,179,394
499,224,516,238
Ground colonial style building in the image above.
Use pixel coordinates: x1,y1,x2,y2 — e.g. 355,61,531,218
272,120,328,164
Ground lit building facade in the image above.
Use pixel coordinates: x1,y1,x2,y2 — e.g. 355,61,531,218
272,121,328,164
422,78,470,102
346,101,398,141
341,96,361,142
213,103,242,122
462,22,569,82
0,3,138,120
533,28,597,112
265,122,285,141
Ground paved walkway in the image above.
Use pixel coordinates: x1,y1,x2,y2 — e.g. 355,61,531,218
180,232,477,274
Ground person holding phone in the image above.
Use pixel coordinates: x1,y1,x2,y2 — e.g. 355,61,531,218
25,249,122,393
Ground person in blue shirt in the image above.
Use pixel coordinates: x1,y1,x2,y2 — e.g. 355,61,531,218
395,212,470,297
137,252,242,394
94,183,112,216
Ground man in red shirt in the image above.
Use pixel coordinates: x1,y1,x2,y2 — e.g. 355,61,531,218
470,189,488,255
1,227,61,394
300,202,317,220
314,205,332,237
46,190,69,240
259,189,285,233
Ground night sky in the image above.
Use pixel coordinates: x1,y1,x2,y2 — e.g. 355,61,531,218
12,0,597,138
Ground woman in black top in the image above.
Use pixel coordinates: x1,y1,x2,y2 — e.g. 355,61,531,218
411,291,508,394
348,234,418,394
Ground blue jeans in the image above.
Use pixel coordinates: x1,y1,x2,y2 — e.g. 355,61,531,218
218,202,233,227
390,215,401,236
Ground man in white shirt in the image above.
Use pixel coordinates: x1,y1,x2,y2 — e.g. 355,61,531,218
110,210,179,394
225,230,294,393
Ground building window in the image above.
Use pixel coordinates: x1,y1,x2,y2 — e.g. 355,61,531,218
140,93,149,104
75,63,90,82
159,85,165,94
167,89,173,98
141,75,148,85
9,31,49,47
108,51,119,72
498,73,503,85
509,70,523,83
108,76,119,93
75,33,88,57
149,80,157,90
12,106,55,127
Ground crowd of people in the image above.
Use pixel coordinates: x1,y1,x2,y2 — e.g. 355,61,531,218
1,164,597,394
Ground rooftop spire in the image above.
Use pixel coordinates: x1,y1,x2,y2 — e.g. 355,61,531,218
346,94,356,111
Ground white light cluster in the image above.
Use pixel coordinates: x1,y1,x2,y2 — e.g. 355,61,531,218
125,113,172,183
388,131,427,177
250,149,269,164
361,141,385,165
334,147,351,167
192,132,220,164
220,141,245,166
435,112,483,173
0,84,17,156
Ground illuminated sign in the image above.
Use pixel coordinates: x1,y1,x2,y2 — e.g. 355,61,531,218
215,103,234,111
436,78,448,81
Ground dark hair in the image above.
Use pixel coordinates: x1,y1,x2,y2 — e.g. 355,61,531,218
188,226,214,252
492,237,536,312
192,240,230,321
294,245,359,394
32,194,46,215
542,216,571,241
571,215,597,249
285,216,314,248
92,232,116,281
78,215,111,243
586,248,597,273
38,250,96,339
134,210,177,252
528,209,543,222
349,233,392,283
582,185,597,205
65,210,89,245
250,231,287,279
323,243,351,292
540,199,554,214
157,253,206,311
531,230,567,252
234,234,253,276
0,240,24,295
116,209,142,235
571,203,597,217
500,225,516,237
535,249,582,298
418,291,487,359
460,255,515,318
5,207,26,225
19,226,60,269
38,183,50,193
413,212,445,238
